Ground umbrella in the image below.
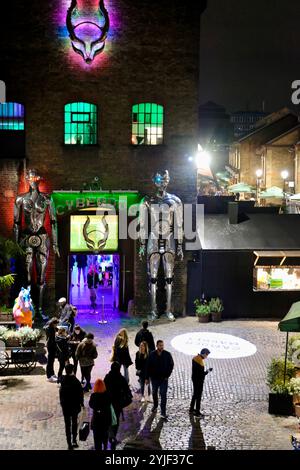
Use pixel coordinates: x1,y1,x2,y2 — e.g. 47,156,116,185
279,302,300,383
228,182,254,193
260,186,283,198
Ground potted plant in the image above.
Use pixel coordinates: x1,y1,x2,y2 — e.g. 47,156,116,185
288,335,300,377
0,325,8,342
194,299,210,323
288,377,300,407
209,298,224,323
267,358,295,416
3,329,20,347
18,327,42,347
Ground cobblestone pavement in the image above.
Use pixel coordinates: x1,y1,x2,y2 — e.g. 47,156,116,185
0,315,298,450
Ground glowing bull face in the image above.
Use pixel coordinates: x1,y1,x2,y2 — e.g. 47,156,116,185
66,0,110,64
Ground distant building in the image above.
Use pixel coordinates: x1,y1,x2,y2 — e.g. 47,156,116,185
231,110,268,139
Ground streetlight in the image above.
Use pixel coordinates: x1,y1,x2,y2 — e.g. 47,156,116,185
256,169,263,204
281,170,289,209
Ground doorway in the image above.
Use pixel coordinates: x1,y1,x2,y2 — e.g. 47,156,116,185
69,254,120,315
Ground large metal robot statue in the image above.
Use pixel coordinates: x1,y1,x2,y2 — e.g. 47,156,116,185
139,171,184,322
14,169,60,319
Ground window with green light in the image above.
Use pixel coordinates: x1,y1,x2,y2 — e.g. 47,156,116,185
64,102,97,145
132,103,164,145
0,103,24,130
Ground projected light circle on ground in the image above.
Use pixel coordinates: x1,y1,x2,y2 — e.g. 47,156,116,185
171,332,257,359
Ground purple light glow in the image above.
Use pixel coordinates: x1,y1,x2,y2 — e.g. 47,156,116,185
54,0,121,70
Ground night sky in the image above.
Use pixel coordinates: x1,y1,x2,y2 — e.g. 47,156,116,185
200,0,300,113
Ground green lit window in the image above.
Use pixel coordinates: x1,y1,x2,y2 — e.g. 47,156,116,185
64,102,97,145
0,103,24,130
132,103,164,145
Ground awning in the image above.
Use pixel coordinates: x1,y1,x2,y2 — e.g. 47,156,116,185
279,302,300,332
254,250,300,266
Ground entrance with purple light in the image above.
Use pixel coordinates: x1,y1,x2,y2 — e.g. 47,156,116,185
69,254,120,321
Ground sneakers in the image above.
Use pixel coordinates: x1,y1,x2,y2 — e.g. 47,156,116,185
141,396,146,403
193,411,204,418
166,312,176,322
151,407,158,413
161,414,168,420
72,441,79,449
47,376,57,383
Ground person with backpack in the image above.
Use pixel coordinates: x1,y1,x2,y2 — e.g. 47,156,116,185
104,362,132,449
44,317,59,382
75,333,98,392
111,328,133,383
56,327,71,384
135,341,151,402
59,363,84,450
89,379,112,451
134,320,155,352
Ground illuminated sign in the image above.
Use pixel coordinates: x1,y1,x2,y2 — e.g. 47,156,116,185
70,214,118,252
66,0,110,64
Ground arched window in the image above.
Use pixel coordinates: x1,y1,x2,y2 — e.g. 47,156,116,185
64,102,97,145
0,102,24,130
131,103,164,145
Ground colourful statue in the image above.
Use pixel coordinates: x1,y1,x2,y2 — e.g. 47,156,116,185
13,287,35,327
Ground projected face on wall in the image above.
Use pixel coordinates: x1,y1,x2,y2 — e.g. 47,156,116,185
66,0,110,64
70,215,118,252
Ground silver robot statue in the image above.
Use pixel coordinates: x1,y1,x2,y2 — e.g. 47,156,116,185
14,169,60,318
139,170,184,322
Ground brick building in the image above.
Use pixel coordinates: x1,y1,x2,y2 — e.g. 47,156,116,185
0,0,207,315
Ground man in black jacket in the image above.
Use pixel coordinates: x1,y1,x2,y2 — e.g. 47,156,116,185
145,340,174,420
44,317,59,382
59,363,84,450
134,321,155,352
189,348,212,418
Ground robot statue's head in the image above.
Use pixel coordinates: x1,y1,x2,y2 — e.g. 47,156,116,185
26,169,42,190
153,170,170,192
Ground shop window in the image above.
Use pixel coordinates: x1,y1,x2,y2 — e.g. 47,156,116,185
0,102,24,130
64,102,97,145
131,103,164,145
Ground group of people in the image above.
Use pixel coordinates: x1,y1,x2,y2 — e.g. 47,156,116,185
45,315,213,450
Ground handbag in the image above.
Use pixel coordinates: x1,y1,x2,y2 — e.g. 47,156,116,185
79,407,90,441
110,404,117,427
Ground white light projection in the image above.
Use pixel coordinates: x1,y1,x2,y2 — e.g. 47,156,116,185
171,332,257,359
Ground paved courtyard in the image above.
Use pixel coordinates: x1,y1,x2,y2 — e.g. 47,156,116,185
0,314,299,450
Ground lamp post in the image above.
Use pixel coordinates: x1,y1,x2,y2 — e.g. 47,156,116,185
256,169,263,205
281,170,289,210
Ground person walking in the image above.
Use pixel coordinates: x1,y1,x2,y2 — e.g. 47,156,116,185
135,341,151,402
89,379,112,451
87,264,100,314
134,320,155,352
75,333,98,392
145,340,174,420
56,327,71,383
189,348,213,418
111,328,133,383
59,363,84,450
104,362,132,450
44,317,59,382
69,325,86,376
76,254,88,287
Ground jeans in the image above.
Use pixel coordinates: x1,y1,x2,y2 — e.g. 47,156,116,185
46,347,56,379
151,378,168,415
81,365,93,390
140,377,151,396
63,411,79,446
190,380,204,412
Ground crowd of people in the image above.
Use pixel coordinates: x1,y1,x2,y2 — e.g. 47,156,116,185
44,312,212,451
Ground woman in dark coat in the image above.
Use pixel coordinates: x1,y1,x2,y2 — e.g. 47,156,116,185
135,341,151,401
89,379,112,451
111,328,133,383
104,362,132,449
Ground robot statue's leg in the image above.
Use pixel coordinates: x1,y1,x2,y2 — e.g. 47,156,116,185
36,237,50,320
148,253,161,321
162,252,175,322
25,247,34,286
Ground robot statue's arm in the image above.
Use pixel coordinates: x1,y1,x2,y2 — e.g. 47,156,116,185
174,198,184,260
49,197,60,257
13,196,23,244
138,198,148,260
